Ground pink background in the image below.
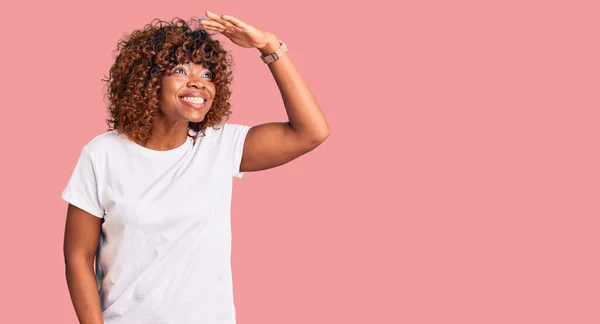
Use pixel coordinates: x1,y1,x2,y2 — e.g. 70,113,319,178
1,0,598,323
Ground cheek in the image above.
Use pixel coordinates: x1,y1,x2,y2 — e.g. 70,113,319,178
209,83,218,97
160,76,183,92
162,82,177,94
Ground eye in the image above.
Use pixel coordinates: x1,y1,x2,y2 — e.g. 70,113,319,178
173,67,187,75
202,71,213,79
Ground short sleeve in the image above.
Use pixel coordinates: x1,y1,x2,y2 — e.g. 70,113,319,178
61,146,104,218
229,124,252,179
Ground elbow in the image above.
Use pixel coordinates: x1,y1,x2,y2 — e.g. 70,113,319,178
308,129,330,147
316,128,330,143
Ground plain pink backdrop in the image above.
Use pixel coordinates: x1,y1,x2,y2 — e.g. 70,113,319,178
1,0,598,323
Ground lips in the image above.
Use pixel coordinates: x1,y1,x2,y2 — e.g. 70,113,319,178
179,97,207,109
180,96,206,103
179,92,208,100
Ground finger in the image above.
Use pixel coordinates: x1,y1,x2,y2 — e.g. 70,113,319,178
201,25,224,32
221,14,247,28
200,19,226,32
201,25,225,33
205,11,233,28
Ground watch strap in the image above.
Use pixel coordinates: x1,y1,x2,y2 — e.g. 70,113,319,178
260,40,288,64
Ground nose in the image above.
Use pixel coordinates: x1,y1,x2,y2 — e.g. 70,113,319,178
186,77,206,90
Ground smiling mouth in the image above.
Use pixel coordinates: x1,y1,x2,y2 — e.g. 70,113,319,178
179,96,206,104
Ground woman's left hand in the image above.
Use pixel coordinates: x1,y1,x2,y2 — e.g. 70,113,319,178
200,11,279,53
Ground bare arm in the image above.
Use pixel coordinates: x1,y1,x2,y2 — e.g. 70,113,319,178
63,204,104,324
200,12,330,172
240,35,330,172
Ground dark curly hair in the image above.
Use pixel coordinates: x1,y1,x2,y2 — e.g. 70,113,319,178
102,17,234,144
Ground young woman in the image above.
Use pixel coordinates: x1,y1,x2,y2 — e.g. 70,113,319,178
62,11,329,324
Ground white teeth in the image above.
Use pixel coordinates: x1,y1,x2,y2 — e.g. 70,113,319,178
181,97,205,104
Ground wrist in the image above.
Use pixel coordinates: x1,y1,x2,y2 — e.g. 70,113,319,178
258,34,280,55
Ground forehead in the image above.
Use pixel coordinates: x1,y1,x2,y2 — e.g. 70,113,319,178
177,62,209,69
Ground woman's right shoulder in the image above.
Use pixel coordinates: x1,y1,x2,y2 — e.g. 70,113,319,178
81,129,121,155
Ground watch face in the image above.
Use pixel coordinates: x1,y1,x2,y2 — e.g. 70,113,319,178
276,43,287,55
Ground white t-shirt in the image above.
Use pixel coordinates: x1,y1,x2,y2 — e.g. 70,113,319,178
62,123,252,324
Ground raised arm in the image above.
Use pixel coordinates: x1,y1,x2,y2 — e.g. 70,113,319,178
201,11,330,172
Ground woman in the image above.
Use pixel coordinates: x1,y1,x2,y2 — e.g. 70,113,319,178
62,11,329,324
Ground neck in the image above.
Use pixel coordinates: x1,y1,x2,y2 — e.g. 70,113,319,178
143,116,191,151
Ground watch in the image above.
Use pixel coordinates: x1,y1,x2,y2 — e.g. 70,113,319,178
260,40,288,64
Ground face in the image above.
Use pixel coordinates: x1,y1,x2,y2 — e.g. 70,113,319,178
158,62,216,124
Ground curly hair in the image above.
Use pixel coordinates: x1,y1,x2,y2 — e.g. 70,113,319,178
102,17,234,144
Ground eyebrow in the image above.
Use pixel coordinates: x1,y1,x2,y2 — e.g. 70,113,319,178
176,62,209,69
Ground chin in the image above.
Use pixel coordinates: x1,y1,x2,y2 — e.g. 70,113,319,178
186,114,207,123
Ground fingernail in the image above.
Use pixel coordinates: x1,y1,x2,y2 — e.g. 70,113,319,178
200,17,205,21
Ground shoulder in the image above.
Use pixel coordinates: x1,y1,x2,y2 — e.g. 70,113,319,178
81,130,121,156
204,123,251,135
202,123,252,142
